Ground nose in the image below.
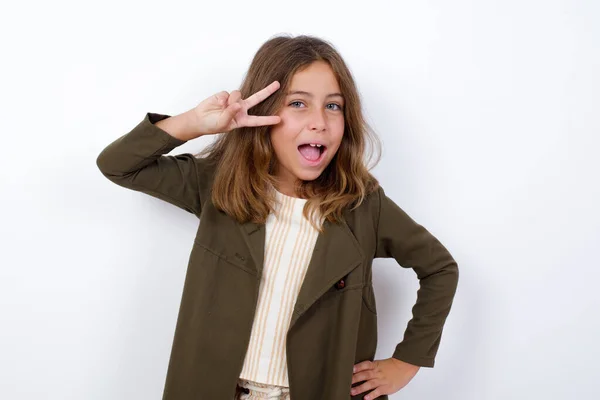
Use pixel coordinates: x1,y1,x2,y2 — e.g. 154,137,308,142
307,108,327,132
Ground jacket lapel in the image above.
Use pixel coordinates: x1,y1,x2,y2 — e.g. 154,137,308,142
237,212,364,329
289,216,364,328
238,221,265,276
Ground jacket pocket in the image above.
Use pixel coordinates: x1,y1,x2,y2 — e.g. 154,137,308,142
193,239,255,275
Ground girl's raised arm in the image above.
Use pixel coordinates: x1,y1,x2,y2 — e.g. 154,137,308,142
96,112,210,216
95,82,281,216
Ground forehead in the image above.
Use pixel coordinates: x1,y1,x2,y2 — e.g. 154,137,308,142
287,61,341,95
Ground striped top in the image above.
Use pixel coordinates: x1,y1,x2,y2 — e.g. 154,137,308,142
238,187,321,387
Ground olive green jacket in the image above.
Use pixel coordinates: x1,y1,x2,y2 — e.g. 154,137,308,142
96,112,459,400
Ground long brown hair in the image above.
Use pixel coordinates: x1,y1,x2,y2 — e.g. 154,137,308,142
196,34,382,232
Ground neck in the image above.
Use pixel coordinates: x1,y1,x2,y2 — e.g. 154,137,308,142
273,167,302,198
275,184,301,198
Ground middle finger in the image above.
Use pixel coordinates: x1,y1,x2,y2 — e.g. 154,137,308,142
352,370,376,385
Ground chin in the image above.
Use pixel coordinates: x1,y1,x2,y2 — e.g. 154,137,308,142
295,169,325,182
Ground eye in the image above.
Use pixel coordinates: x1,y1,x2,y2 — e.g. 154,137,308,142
289,101,344,111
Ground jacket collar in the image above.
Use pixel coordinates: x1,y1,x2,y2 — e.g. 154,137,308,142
238,212,364,329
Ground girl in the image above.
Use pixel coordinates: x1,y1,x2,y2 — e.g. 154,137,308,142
97,34,459,400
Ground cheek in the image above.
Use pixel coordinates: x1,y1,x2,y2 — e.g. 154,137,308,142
278,113,303,132
269,126,295,158
271,114,301,142
329,125,345,153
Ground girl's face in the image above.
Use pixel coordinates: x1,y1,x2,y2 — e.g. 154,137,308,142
270,61,345,195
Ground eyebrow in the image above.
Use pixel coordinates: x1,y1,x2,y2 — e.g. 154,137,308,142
286,90,344,100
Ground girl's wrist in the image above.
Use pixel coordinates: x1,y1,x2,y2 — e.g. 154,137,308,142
156,110,204,141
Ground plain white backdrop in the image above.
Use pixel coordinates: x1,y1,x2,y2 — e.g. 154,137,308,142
1,0,599,399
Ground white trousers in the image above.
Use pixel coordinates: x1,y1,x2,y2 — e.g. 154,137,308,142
235,378,291,399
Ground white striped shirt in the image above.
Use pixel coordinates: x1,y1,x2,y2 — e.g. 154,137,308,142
239,188,321,387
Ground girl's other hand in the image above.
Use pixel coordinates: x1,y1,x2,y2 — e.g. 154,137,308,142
350,358,420,399
191,80,282,136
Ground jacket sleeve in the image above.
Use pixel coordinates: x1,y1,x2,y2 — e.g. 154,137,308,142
96,112,211,217
374,186,459,368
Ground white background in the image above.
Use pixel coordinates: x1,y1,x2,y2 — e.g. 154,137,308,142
2,0,599,399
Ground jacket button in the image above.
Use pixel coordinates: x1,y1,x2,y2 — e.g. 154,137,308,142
335,279,346,290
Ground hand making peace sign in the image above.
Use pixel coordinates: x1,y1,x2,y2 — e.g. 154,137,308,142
191,80,282,136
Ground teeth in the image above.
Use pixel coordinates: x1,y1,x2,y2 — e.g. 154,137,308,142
309,143,322,147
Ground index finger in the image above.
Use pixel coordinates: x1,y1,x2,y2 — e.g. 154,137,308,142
353,360,376,373
243,81,281,109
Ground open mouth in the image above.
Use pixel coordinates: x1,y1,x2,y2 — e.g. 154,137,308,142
298,143,327,163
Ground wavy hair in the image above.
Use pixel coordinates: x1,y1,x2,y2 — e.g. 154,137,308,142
196,34,382,232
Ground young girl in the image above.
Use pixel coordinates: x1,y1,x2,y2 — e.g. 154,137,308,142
97,34,459,400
